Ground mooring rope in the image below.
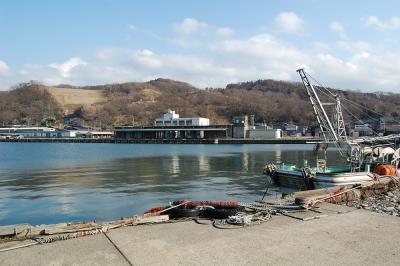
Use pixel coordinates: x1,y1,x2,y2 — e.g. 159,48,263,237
240,202,305,211
33,227,109,244
0,199,313,251
212,210,273,229
0,242,39,252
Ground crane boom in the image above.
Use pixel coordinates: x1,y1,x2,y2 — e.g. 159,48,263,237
297,68,338,142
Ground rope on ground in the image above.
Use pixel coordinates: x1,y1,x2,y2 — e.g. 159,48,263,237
33,227,109,244
212,210,273,229
384,175,400,188
0,242,39,253
1,198,326,251
240,202,305,211
0,214,194,253
160,200,191,214
193,218,214,225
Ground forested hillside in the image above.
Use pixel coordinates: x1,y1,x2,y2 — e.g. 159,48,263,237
0,82,63,126
1,78,399,128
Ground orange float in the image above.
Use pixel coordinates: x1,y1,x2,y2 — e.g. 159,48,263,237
374,164,397,175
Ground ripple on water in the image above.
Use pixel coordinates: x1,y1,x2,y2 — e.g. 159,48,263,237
0,143,346,225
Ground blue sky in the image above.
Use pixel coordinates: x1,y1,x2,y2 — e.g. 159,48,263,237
1,0,400,91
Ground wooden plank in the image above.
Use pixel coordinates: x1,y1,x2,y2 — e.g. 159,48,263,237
282,212,328,221
31,222,99,235
132,215,169,225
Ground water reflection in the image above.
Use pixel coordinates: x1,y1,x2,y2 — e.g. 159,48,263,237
275,149,282,163
198,154,210,172
0,143,345,225
169,155,180,175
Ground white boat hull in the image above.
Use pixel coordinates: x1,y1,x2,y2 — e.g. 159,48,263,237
315,172,373,185
271,169,375,190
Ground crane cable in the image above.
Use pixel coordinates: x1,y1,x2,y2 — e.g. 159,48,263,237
305,71,400,124
304,71,396,148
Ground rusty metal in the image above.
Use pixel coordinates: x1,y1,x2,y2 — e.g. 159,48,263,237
144,206,166,214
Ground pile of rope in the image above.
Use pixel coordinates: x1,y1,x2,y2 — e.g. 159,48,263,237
0,200,311,250
212,210,273,229
227,211,272,225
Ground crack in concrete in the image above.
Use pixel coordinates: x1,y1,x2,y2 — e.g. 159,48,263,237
103,232,134,266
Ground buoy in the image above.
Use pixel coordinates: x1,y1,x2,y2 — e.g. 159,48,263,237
374,164,397,175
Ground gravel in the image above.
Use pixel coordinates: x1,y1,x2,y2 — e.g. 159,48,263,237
341,187,400,217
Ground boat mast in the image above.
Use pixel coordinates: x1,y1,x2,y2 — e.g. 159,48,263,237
297,69,338,143
333,95,347,141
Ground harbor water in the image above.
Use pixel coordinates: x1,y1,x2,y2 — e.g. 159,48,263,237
0,143,345,225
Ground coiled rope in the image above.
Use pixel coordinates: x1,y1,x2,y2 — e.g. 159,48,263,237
212,210,273,229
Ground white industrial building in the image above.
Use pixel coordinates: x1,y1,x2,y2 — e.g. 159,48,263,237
0,127,57,138
75,131,114,138
0,127,113,138
154,110,209,127
248,127,282,139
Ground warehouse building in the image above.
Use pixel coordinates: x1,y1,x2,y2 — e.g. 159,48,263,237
115,110,229,140
114,125,230,139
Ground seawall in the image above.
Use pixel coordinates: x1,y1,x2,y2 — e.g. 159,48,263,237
0,138,318,144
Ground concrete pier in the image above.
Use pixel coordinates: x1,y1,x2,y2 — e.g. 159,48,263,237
1,205,400,265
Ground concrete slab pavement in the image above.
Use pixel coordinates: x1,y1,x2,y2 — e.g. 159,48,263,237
1,233,130,266
1,206,400,265
106,209,400,265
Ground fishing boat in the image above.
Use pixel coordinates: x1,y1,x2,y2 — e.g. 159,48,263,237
263,69,400,190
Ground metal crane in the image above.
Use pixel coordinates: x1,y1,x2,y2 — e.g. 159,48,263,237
297,68,351,156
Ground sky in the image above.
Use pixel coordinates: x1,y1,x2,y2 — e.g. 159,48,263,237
1,0,400,92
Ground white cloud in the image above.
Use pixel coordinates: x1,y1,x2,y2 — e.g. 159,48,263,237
330,21,344,33
0,60,9,75
214,34,306,78
169,38,201,48
329,21,347,39
127,24,162,40
2,39,400,92
171,18,234,43
329,21,370,54
169,18,234,49
92,47,238,87
215,27,234,38
366,15,400,30
0,60,11,89
2,19,400,92
275,12,303,33
336,40,370,53
172,18,208,34
313,42,331,52
49,57,87,77
100,36,400,91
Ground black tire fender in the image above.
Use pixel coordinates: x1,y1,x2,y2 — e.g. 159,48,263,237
165,208,200,219
202,206,245,219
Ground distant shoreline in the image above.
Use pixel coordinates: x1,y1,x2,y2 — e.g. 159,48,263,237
0,137,318,144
